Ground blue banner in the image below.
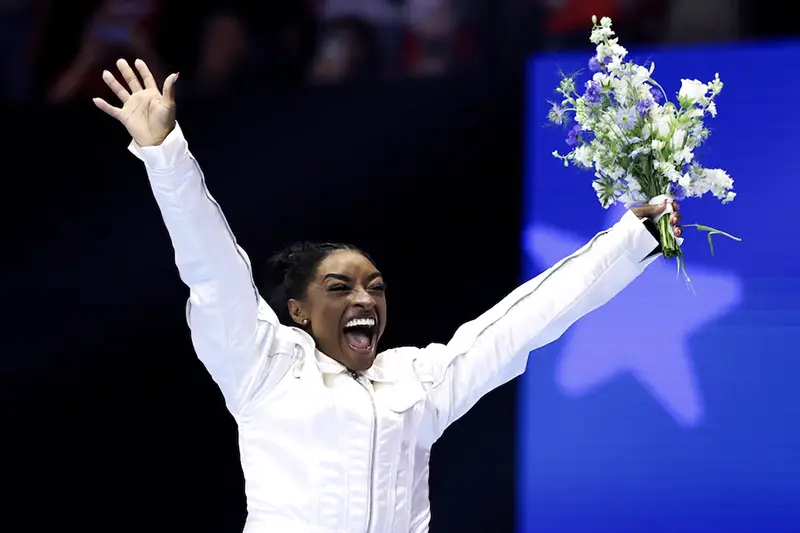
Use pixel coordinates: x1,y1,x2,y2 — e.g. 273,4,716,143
519,40,800,533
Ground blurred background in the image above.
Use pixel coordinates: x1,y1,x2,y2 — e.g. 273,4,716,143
1,0,792,106
2,1,798,532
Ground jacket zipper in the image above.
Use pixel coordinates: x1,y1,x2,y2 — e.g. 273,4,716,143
350,370,376,533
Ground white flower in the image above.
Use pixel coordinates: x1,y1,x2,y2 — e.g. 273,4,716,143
636,83,655,102
574,145,593,167
679,79,709,104
549,16,735,214
590,19,615,44
629,145,649,159
611,77,629,105
685,108,704,119
607,55,624,72
592,176,617,208
610,43,627,59
590,28,613,44
708,73,724,96
673,148,694,164
626,175,642,192
618,191,638,207
703,168,733,189
592,72,610,86
632,65,651,87
670,128,687,150
652,113,672,139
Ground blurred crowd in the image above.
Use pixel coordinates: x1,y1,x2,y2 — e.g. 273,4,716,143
0,0,788,106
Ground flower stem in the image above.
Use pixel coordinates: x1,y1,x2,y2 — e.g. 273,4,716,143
658,215,680,259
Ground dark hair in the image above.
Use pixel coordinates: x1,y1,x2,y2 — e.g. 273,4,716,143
264,241,373,327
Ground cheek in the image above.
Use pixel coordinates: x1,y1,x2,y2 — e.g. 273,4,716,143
312,302,344,333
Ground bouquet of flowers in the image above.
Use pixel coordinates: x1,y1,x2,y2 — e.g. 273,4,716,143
548,16,740,283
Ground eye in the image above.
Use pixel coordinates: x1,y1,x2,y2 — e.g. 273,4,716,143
329,284,350,292
369,283,387,293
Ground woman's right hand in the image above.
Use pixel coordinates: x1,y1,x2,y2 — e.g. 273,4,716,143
93,58,178,147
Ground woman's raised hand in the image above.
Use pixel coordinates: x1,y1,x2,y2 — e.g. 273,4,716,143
93,59,178,147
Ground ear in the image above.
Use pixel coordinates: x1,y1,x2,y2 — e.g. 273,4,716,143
287,298,309,327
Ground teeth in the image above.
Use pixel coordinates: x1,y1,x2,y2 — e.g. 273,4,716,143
345,317,376,329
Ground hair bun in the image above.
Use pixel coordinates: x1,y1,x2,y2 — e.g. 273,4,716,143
267,242,316,285
261,241,367,327
266,251,292,286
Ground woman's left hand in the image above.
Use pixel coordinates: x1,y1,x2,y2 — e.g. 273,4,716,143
632,200,682,238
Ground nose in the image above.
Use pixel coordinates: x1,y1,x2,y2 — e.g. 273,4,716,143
351,287,376,309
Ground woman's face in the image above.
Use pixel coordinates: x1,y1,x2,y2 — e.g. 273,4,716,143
289,250,387,371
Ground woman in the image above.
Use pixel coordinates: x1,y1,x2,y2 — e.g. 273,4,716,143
93,59,682,533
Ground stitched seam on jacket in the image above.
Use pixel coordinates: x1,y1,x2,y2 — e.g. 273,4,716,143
175,153,268,411
428,229,614,391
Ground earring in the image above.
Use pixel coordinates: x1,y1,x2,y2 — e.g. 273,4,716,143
302,319,309,325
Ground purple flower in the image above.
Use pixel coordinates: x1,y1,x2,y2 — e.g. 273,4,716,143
668,183,687,201
584,80,601,104
636,98,654,117
566,124,582,146
589,57,602,72
615,108,638,130
649,86,663,103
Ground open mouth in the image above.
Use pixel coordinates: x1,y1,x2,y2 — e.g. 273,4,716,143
342,316,378,355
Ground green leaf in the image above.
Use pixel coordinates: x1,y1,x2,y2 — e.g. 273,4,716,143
683,223,742,257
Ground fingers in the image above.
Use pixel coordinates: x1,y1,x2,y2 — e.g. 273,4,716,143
631,199,683,239
162,72,178,103
92,97,121,119
116,58,143,93
670,208,682,237
102,70,130,103
134,59,157,90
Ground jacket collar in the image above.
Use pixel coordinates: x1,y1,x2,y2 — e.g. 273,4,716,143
315,350,395,383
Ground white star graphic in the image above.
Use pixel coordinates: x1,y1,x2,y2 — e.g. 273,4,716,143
523,205,743,427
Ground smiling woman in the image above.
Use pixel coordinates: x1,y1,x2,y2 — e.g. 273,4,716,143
265,242,387,371
95,58,679,533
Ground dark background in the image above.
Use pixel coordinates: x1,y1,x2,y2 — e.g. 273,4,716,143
1,1,796,531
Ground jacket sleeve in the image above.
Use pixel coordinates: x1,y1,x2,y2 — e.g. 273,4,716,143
129,124,281,413
412,210,660,441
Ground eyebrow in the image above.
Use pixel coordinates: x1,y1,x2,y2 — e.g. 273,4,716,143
323,271,383,283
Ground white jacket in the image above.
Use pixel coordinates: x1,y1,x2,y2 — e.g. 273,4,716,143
130,124,660,533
